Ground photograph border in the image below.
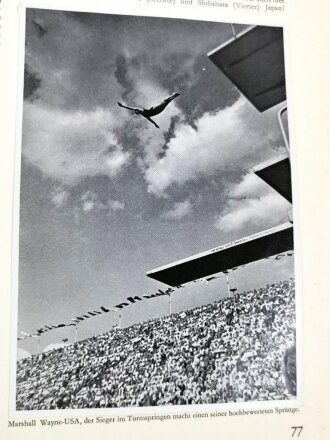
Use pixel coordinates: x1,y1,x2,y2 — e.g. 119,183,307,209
9,0,303,419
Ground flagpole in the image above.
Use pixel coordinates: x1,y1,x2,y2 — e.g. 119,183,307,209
118,313,122,329
37,335,40,355
75,324,78,343
225,271,230,298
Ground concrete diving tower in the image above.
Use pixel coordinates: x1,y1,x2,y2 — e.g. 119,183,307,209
208,25,286,112
147,223,293,287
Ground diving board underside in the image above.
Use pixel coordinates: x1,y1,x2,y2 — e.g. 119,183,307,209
208,25,286,112
254,155,292,203
147,223,293,287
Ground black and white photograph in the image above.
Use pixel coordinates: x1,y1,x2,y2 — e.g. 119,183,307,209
15,8,296,411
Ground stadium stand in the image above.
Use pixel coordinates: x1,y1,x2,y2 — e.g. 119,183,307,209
16,279,296,409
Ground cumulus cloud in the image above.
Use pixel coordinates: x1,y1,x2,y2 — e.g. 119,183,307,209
125,78,184,164
161,199,193,220
214,172,290,233
23,11,245,192
108,200,125,211
25,10,124,110
228,171,271,199
22,102,130,185
23,11,187,189
80,191,124,214
24,10,232,112
81,191,99,212
51,189,69,207
144,98,284,196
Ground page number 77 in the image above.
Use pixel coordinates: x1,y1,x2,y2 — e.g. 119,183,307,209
291,426,303,437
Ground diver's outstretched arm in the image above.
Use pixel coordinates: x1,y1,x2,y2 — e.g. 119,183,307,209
117,102,139,112
143,115,160,129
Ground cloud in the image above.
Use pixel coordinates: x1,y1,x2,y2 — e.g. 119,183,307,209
144,98,284,196
81,191,104,212
22,102,130,185
214,172,290,233
125,79,184,164
25,10,124,110
24,64,42,101
23,11,250,193
161,199,193,220
80,191,124,213
51,189,69,207
24,10,232,112
228,171,271,199
108,200,125,211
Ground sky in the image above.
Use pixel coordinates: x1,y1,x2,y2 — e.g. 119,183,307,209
17,9,294,357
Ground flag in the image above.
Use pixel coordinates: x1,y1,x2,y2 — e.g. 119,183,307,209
100,306,110,313
56,324,66,328
127,296,142,304
93,310,102,315
62,338,69,343
82,315,90,319
115,302,129,309
143,294,156,299
88,312,96,316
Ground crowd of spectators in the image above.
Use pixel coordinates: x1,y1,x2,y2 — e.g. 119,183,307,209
16,279,296,409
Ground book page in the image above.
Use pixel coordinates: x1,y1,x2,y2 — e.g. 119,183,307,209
0,0,329,439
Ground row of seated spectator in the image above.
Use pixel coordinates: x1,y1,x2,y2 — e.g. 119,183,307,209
16,279,296,409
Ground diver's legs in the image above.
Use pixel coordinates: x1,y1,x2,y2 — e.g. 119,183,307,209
143,115,160,129
146,93,180,117
159,92,180,107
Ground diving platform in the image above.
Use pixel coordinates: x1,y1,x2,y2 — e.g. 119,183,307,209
254,154,292,203
147,222,294,286
208,25,286,112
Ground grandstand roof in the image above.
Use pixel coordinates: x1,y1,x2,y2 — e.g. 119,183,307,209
254,154,292,203
147,223,293,286
208,25,286,112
